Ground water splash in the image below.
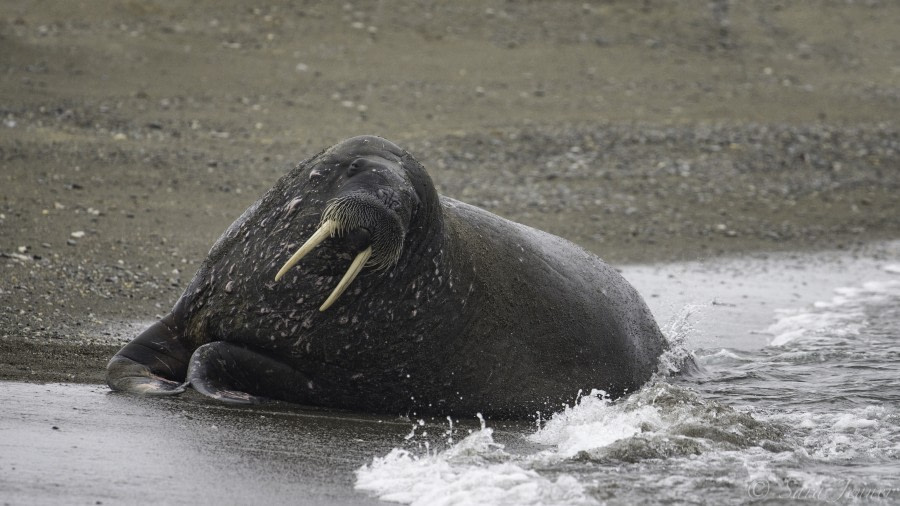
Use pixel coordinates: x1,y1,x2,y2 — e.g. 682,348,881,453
527,389,655,458
529,382,783,462
656,304,705,376
356,378,785,504
355,423,594,506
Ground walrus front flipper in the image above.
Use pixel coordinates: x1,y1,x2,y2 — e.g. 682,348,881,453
106,312,191,396
186,342,314,405
107,356,186,395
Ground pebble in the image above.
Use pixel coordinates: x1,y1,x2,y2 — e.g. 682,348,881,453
402,121,897,260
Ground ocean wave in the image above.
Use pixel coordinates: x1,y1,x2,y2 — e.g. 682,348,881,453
355,417,595,506
529,383,784,461
762,405,900,462
355,381,783,505
764,279,900,346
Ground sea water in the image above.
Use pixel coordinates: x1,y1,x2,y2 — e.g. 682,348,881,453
355,258,900,505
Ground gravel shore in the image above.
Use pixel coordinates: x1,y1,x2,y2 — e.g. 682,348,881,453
1,1,898,384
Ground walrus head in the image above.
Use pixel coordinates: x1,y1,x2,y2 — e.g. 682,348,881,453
273,135,429,311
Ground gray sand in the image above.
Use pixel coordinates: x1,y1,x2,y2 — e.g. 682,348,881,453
1,2,898,390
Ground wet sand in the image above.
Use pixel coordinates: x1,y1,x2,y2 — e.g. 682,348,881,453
1,381,408,505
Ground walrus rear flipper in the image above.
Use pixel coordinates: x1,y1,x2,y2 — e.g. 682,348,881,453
186,342,314,405
106,312,191,396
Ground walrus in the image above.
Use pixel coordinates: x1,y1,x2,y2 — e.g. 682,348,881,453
107,135,667,419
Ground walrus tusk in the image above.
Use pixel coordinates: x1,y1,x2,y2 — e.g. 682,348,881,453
319,246,372,311
274,219,338,282
274,219,372,310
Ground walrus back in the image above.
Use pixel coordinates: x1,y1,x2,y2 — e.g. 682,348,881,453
439,197,666,413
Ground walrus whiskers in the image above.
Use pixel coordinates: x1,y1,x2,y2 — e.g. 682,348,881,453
321,194,404,271
318,246,372,312
274,219,338,282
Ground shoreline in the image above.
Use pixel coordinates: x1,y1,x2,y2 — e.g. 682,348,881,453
3,239,897,387
3,241,899,505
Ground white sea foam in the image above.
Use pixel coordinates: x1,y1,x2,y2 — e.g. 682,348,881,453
527,390,660,458
355,379,780,505
696,348,747,367
764,279,900,346
831,413,879,431
766,310,863,346
762,405,898,461
355,426,595,506
884,263,900,274
354,387,666,505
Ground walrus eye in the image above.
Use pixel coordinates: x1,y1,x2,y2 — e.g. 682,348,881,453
273,219,372,312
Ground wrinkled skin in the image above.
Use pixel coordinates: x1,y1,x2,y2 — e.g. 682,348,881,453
107,135,667,419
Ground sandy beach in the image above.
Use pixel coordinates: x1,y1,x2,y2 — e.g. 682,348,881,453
2,0,898,385
1,2,899,504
